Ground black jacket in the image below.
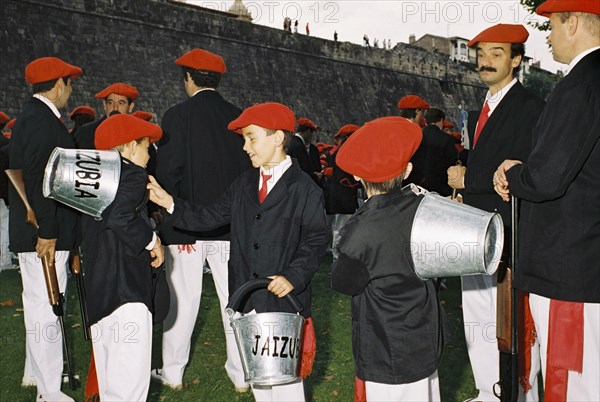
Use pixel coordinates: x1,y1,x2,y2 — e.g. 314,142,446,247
9,98,79,252
156,90,251,244
83,159,168,325
167,160,328,317
332,186,445,384
507,49,600,303
287,136,322,184
73,116,105,149
412,124,458,196
326,148,359,214
464,81,545,228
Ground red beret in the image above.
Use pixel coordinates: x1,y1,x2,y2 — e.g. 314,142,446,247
175,49,226,73
6,118,16,129
334,124,360,139
228,102,296,134
297,117,318,131
397,95,430,110
536,0,600,16
442,121,454,129
95,114,162,150
132,111,154,121
316,142,334,153
25,57,83,85
3,132,10,139
336,117,422,183
0,112,10,124
95,83,140,101
468,24,529,47
70,106,96,120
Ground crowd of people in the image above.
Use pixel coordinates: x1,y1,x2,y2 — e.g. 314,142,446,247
0,0,598,401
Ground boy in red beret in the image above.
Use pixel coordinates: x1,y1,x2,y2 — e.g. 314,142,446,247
332,117,446,401
82,114,165,401
147,102,328,401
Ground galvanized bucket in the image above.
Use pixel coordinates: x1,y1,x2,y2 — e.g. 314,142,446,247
226,279,305,386
43,147,121,219
409,185,504,279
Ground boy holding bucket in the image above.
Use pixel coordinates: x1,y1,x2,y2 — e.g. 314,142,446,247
331,117,446,401
82,114,166,401
147,102,328,401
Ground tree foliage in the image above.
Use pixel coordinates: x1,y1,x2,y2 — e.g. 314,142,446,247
523,69,561,100
520,0,550,31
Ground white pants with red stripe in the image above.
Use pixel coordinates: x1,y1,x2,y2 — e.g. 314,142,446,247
365,370,440,401
462,274,540,401
529,294,600,401
160,241,245,387
91,302,152,401
19,251,70,395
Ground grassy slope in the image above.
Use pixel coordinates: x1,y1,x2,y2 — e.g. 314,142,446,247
0,255,477,401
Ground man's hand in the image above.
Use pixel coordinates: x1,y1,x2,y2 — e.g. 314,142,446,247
36,237,57,265
147,176,174,210
150,236,164,268
448,165,466,189
493,160,522,202
267,275,295,298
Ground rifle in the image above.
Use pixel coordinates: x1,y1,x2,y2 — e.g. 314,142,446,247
494,196,519,401
69,249,91,340
5,169,79,390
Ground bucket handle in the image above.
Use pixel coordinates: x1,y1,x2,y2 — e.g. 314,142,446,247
226,278,304,316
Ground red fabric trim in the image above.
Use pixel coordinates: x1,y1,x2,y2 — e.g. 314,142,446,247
299,317,316,378
85,350,99,402
354,376,367,402
545,300,584,402
177,244,196,254
518,292,537,393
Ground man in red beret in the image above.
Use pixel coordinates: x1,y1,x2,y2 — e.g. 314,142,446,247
69,105,96,136
397,95,430,125
332,117,445,402
288,117,323,183
80,114,164,401
447,23,545,402
74,82,139,149
9,56,82,402
152,48,252,392
494,2,600,401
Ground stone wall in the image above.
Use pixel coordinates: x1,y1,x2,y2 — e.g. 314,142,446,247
0,0,486,138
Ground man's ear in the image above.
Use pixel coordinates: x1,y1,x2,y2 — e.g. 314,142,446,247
404,162,413,179
274,130,285,147
128,102,135,114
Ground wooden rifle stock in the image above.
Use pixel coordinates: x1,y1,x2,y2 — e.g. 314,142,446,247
494,196,519,402
5,169,79,389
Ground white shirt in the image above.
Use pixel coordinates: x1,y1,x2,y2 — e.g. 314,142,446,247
33,94,61,119
259,155,293,197
484,77,518,116
565,46,600,76
191,87,216,97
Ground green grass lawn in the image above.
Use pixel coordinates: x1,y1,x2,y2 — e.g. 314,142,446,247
0,255,477,401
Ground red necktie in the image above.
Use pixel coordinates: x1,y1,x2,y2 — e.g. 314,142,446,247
259,171,272,203
473,101,490,147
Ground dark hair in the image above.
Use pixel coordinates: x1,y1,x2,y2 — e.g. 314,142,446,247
32,76,69,94
266,129,293,152
182,67,222,88
426,108,445,124
297,125,315,133
73,114,95,127
510,43,526,77
361,174,405,195
399,108,417,119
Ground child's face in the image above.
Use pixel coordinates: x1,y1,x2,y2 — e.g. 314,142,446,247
241,125,284,169
130,137,151,168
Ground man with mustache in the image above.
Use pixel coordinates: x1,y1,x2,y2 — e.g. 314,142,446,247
73,82,139,149
447,24,545,402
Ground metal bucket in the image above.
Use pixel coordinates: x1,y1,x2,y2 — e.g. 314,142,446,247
43,147,121,219
226,279,305,386
410,186,504,279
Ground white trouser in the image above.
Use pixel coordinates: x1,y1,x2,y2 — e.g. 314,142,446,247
19,251,70,395
462,274,540,401
365,370,440,401
91,302,152,402
529,294,600,401
161,240,245,386
252,379,305,401
0,199,12,270
331,214,352,262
